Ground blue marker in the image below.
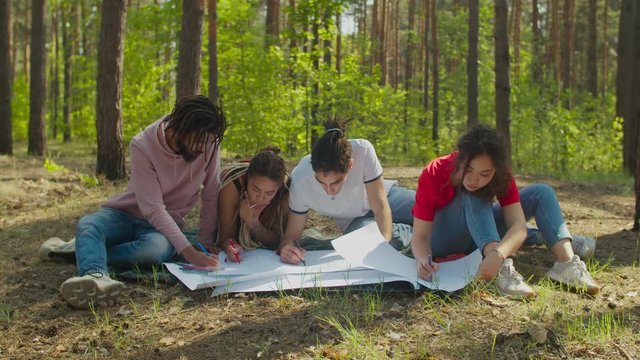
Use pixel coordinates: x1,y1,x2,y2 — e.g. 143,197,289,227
196,241,212,256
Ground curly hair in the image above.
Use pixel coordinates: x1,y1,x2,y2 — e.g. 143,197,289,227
311,120,352,174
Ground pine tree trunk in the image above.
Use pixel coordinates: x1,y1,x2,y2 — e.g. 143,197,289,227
50,7,59,140
531,0,542,84
336,12,341,73
96,0,126,180
494,0,511,156
371,0,379,72
207,0,218,104
28,0,46,156
561,0,573,95
431,0,439,143
0,0,12,155
601,0,608,100
512,0,521,75
380,0,387,85
617,0,637,173
266,0,280,47
467,0,479,128
176,0,204,99
587,0,598,97
23,1,29,83
62,2,73,143
421,0,429,127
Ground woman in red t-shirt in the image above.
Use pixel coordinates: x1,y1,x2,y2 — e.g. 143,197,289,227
411,125,599,298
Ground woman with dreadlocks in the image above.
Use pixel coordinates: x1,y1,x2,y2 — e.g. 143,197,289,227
216,147,290,262
40,95,227,309
279,120,416,265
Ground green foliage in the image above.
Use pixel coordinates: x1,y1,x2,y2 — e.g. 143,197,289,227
7,0,623,178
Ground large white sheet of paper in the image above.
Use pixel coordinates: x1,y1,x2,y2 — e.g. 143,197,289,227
211,269,411,296
331,223,482,292
164,249,367,290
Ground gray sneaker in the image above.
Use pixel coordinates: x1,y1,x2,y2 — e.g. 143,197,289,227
571,236,596,259
38,237,76,262
546,255,600,295
60,273,125,309
495,258,536,299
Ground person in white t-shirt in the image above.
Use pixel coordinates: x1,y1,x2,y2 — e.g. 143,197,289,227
279,121,415,264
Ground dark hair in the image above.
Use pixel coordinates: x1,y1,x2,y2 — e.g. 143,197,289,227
453,124,511,201
311,120,351,173
163,95,226,163
247,146,287,185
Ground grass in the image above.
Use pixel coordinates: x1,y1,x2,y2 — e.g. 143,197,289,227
1,147,640,359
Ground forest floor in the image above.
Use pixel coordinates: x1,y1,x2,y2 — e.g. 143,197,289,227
0,143,639,359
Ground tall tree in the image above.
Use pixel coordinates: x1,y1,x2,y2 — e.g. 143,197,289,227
23,1,30,82
335,12,341,72
601,0,609,100
494,0,511,155
28,0,46,156
617,0,637,173
531,0,542,84
176,0,204,99
431,0,439,143
0,0,12,155
96,0,127,180
50,5,59,139
511,0,521,75
61,2,74,142
371,0,379,72
632,2,640,230
421,0,429,127
586,0,598,97
467,0,479,128
561,0,574,96
266,0,280,47
207,0,218,105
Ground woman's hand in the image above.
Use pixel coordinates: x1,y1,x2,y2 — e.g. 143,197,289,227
477,250,504,281
416,255,439,281
180,246,218,267
222,238,243,263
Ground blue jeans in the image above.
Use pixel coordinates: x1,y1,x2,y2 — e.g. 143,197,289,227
75,207,176,276
345,185,415,251
430,183,571,257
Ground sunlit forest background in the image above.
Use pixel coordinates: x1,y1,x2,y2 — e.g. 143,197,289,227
1,0,634,177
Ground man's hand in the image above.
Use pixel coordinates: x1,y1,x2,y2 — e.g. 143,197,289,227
279,243,305,265
181,245,219,267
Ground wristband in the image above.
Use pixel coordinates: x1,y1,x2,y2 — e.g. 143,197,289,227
491,248,506,262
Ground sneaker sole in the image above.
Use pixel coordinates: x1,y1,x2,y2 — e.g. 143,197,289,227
546,273,600,296
60,278,125,309
38,238,66,261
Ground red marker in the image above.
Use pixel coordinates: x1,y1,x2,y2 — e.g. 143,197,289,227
229,239,241,263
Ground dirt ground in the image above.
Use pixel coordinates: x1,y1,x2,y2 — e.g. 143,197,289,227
0,153,639,359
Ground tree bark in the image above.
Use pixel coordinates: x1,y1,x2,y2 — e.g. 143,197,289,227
512,0,521,75
561,0,574,96
617,0,637,173
431,0,439,143
62,2,73,142
494,0,511,156
421,0,429,127
531,0,542,84
0,0,12,155
586,0,598,97
50,6,59,140
176,0,204,99
467,0,478,128
336,12,341,73
601,0,608,100
207,0,218,105
23,1,29,83
96,0,127,180
265,0,280,47
28,0,46,156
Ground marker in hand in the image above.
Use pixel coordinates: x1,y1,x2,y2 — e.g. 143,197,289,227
426,255,433,281
293,240,306,266
196,241,212,256
228,239,241,263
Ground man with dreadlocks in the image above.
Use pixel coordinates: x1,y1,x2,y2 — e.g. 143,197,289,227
41,95,226,309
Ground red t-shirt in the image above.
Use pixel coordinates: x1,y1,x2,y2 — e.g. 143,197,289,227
412,151,520,222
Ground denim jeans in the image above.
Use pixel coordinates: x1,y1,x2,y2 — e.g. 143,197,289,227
345,185,415,251
430,183,572,257
75,207,176,276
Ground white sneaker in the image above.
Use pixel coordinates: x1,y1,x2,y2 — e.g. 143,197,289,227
38,237,76,262
495,258,536,299
546,255,600,295
60,273,125,309
571,236,596,259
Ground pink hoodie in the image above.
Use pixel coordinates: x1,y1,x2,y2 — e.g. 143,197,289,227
102,116,220,254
